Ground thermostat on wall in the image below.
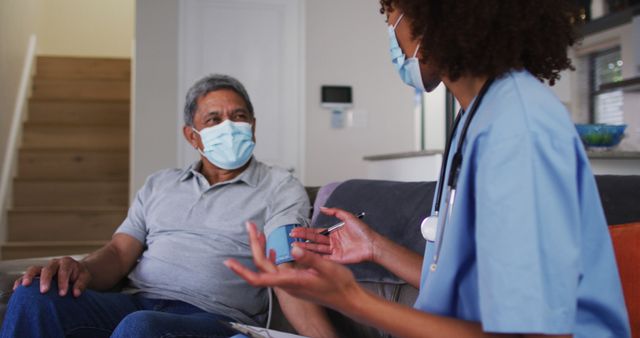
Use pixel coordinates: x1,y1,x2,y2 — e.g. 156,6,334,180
321,85,352,109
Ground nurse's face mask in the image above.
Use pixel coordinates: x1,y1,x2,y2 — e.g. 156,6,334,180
193,119,255,170
388,13,440,92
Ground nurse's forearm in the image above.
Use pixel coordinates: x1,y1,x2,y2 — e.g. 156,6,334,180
370,232,423,288
340,286,571,338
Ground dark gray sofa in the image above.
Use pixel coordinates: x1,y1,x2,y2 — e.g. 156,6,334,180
0,176,638,337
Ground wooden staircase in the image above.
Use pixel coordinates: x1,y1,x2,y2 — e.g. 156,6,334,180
2,56,130,260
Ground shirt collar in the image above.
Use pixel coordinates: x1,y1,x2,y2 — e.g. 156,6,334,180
179,157,260,188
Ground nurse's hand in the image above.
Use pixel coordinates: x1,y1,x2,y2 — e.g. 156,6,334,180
224,222,362,311
290,207,379,264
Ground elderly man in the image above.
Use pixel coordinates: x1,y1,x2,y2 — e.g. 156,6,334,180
0,74,336,338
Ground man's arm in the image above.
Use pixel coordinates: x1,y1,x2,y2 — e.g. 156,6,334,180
18,173,153,297
262,174,338,336
274,263,338,338
81,233,145,290
16,233,144,297
79,173,149,291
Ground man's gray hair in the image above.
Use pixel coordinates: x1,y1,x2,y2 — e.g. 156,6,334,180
183,74,254,126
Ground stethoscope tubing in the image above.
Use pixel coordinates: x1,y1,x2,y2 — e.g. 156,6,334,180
432,78,495,213
428,78,495,271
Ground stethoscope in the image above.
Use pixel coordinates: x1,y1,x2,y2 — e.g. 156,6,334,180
420,78,494,272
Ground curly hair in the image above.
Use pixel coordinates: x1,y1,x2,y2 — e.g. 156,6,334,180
380,0,580,85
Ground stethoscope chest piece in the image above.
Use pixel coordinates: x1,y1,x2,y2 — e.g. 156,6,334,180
419,78,495,274
420,215,438,242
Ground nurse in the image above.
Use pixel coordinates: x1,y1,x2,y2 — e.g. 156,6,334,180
225,1,631,337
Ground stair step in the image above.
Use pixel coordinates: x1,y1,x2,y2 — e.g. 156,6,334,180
11,206,128,211
1,241,107,260
36,56,130,81
7,208,126,241
13,180,128,208
18,150,128,180
28,99,129,126
22,124,129,150
32,78,130,101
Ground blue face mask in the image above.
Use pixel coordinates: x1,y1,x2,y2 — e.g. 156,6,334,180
193,120,255,170
388,14,440,92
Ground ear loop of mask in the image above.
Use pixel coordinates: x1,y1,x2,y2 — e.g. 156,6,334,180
392,13,420,59
191,128,205,156
412,42,421,59
192,127,201,144
392,13,404,30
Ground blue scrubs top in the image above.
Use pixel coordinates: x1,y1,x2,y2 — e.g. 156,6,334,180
414,70,631,337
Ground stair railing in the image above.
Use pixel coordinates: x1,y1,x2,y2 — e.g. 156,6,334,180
0,35,37,240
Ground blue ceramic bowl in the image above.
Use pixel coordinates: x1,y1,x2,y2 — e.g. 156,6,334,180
575,124,626,149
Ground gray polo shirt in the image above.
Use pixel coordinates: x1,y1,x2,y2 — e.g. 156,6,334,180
115,158,309,325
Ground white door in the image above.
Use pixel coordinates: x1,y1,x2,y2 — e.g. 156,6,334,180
177,0,305,177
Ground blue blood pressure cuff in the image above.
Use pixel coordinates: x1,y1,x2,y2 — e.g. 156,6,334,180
266,224,302,265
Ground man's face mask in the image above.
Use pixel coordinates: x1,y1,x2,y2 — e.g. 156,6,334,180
388,13,440,92
193,119,255,170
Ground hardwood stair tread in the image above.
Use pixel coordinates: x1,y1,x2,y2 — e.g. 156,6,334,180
14,178,128,183
19,147,129,151
36,56,130,81
28,111,129,126
15,177,128,182
19,149,128,154
12,180,129,208
29,98,130,104
22,123,128,128
37,56,130,62
21,124,129,150
17,149,128,180
1,241,108,259
9,207,128,212
7,209,124,242
4,241,107,245
4,240,108,246
31,79,130,101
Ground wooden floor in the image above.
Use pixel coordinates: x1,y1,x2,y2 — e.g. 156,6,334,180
2,56,131,260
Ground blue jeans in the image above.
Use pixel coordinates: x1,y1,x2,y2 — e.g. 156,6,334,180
0,279,237,338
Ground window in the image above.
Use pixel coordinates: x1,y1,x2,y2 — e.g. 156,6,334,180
590,47,624,124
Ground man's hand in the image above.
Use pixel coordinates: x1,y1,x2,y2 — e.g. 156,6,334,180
224,222,361,311
290,207,379,264
13,256,92,298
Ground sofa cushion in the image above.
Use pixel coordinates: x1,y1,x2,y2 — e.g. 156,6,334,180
609,222,640,338
595,175,640,225
310,181,342,225
313,179,436,283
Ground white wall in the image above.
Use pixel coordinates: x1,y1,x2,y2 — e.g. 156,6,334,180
0,0,40,236
304,0,415,186
132,0,180,196
36,0,134,57
132,0,418,191
0,1,38,168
